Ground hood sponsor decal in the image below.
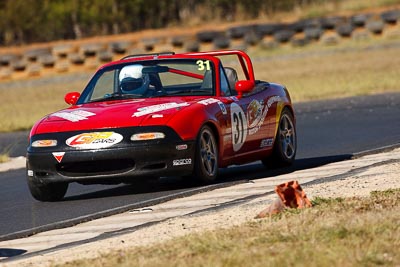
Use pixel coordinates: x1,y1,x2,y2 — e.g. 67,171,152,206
198,98,227,115
132,102,190,117
197,98,219,105
66,132,123,149
218,102,227,115
51,110,96,122
52,152,65,163
151,114,164,118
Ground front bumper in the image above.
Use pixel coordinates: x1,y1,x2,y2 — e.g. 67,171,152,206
27,127,195,183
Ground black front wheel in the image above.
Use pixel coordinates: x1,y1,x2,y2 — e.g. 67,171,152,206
193,126,219,183
27,177,68,202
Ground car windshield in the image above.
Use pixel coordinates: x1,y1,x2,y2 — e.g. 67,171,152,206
78,59,215,104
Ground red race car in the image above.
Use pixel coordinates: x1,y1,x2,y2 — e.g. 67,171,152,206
26,50,296,201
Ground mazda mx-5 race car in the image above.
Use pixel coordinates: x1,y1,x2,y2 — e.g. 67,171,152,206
27,50,296,201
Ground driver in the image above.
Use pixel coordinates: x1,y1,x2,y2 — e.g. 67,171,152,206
119,64,150,95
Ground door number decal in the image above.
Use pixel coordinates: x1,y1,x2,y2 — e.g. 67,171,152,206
230,103,248,152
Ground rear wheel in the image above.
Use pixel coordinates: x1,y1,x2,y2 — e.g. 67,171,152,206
27,177,68,202
193,126,218,183
262,108,296,168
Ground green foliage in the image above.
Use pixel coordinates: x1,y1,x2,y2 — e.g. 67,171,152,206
0,0,343,45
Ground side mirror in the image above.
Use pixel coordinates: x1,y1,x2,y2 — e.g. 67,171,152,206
235,80,254,99
64,92,80,105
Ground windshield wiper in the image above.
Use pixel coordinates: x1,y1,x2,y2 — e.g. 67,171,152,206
166,89,212,96
89,93,143,103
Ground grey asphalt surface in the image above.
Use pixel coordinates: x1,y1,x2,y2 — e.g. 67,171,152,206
0,92,399,240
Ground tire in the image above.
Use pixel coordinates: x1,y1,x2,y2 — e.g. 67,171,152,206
291,37,309,47
185,41,200,52
170,35,188,47
351,14,370,27
27,176,68,202
196,31,221,43
227,25,252,39
193,126,218,183
381,10,400,24
320,16,345,30
244,31,262,46
304,27,323,41
98,50,113,62
274,30,295,43
110,41,132,54
213,35,230,49
366,20,384,35
262,108,296,168
336,23,353,37
80,43,101,57
38,54,56,67
255,23,284,36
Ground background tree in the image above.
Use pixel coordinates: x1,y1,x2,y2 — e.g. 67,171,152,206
0,0,336,46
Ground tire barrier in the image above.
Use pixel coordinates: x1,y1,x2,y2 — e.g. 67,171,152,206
1,8,399,80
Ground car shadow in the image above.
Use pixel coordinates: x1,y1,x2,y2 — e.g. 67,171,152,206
63,154,353,201
0,248,27,259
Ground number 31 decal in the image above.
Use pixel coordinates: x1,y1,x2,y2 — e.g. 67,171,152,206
230,103,248,152
196,60,211,71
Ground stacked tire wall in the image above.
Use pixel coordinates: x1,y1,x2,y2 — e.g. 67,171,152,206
0,9,399,80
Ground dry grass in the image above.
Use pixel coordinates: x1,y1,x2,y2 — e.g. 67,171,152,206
59,189,400,267
0,153,9,163
0,77,87,132
251,39,400,102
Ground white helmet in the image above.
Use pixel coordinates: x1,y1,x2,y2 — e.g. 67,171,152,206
119,64,149,94
119,64,144,81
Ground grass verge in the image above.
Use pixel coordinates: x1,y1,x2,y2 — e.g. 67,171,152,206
61,189,400,267
0,153,9,163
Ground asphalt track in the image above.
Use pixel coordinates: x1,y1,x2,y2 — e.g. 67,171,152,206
0,92,399,241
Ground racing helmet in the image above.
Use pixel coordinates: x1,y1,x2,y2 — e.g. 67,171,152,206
119,64,149,94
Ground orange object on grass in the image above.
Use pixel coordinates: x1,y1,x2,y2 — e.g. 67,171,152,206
275,180,312,209
255,180,311,218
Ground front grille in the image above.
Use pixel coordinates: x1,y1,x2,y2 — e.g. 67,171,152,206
57,159,135,177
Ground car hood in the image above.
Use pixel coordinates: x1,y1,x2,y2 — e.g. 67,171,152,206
34,97,207,134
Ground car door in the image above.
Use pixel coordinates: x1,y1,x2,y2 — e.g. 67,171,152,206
217,65,268,159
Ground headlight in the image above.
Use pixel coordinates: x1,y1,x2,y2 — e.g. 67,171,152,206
131,132,165,141
32,140,58,147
